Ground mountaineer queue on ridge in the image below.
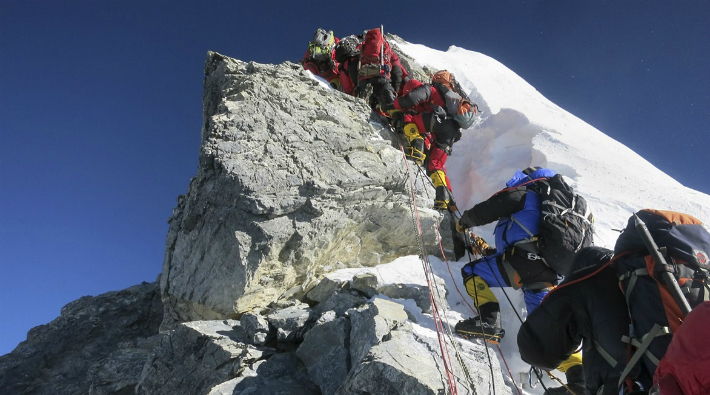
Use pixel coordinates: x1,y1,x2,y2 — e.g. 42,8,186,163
300,28,710,395
302,27,477,212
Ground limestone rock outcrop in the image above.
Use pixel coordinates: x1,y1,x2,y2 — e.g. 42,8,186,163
161,52,444,325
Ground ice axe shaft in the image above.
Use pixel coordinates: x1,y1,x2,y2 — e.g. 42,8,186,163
633,213,692,316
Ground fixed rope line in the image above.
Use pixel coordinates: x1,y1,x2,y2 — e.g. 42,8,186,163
430,218,494,395
402,113,524,394
393,124,500,395
435,117,523,394
440,118,537,393
395,132,461,395
392,118,499,395
463,119,555,393
387,115,536,395
398,134,491,393
473,220,553,393
444,215,499,395
428,222,483,393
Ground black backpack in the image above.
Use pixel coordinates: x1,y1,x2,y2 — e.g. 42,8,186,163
527,174,594,275
594,210,710,393
334,35,360,64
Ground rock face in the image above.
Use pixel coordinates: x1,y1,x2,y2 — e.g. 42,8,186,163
0,51,505,395
0,282,163,395
161,51,443,325
0,274,508,395
135,320,273,395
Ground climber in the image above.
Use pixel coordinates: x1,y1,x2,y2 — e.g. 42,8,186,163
519,208,710,395
388,49,408,97
454,165,594,344
334,34,362,96
652,301,710,395
452,167,565,342
302,28,340,89
517,247,625,395
354,27,404,109
382,78,460,211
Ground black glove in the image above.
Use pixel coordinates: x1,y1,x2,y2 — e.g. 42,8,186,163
390,110,405,131
455,218,467,234
368,94,380,111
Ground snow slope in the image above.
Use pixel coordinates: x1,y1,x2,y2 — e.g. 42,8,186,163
396,41,710,248
326,40,710,394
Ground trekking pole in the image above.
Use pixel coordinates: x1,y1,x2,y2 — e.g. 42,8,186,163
633,213,692,316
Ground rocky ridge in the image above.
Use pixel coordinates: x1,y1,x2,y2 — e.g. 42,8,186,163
161,51,449,326
0,50,504,395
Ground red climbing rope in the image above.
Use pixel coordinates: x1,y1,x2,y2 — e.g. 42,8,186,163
398,140,460,395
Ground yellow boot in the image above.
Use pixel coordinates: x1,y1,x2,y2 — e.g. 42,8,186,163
403,123,426,165
456,276,505,342
430,170,455,211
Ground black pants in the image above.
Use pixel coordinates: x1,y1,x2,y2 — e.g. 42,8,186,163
422,114,460,153
360,76,396,107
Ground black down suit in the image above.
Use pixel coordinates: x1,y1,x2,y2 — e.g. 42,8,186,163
517,247,641,395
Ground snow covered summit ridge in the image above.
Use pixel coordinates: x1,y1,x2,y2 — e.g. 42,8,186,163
394,40,710,248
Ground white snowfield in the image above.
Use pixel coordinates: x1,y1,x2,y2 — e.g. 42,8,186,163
396,40,710,247
328,40,710,394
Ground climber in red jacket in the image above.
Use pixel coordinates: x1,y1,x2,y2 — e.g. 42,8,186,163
651,301,710,395
383,78,460,211
302,29,340,89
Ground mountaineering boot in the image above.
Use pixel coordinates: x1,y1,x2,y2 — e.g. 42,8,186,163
454,317,505,343
402,122,426,165
430,170,456,212
455,302,505,343
406,137,426,165
434,186,457,212
544,365,586,395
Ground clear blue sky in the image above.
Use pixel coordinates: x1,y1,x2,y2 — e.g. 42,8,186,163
1,1,708,356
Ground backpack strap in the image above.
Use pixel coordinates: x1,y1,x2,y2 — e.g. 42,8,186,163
617,323,670,389
510,215,536,239
541,196,593,224
592,340,619,368
618,267,650,296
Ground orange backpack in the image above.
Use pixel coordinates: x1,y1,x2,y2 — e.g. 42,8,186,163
609,209,710,392
431,70,478,129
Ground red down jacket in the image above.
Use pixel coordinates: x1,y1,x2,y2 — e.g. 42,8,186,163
653,301,710,395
